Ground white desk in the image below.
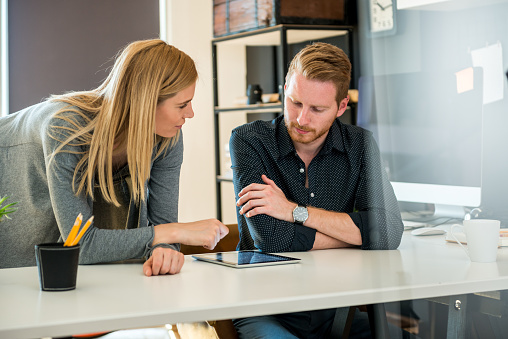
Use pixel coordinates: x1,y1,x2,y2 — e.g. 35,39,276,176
2,232,508,339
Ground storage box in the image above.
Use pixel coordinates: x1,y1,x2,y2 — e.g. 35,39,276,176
213,0,355,37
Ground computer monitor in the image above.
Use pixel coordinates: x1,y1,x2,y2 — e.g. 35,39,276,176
357,69,484,219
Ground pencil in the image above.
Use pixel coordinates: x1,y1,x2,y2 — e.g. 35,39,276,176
63,213,83,247
69,216,94,246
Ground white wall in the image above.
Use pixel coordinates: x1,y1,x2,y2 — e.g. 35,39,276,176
166,0,220,222
166,0,247,225
165,0,217,223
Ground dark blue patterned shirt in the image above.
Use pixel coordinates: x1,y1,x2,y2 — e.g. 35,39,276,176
230,115,403,252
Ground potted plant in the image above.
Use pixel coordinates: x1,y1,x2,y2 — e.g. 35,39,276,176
0,196,18,221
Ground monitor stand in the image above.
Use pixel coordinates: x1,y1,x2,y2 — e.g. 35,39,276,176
432,204,466,219
401,203,466,226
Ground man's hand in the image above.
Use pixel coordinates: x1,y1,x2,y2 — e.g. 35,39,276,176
237,174,296,222
143,247,184,276
154,219,229,250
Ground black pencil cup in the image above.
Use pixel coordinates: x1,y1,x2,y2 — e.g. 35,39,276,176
35,243,80,291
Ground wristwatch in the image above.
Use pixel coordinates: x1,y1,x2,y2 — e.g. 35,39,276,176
292,205,309,225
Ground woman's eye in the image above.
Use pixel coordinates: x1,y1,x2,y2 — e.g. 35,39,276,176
179,103,188,109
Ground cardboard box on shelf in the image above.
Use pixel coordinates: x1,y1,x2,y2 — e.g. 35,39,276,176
213,0,356,37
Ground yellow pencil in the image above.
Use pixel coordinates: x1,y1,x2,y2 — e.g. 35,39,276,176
63,213,83,247
70,216,94,246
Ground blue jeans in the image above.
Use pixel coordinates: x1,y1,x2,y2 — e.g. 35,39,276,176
233,308,337,339
233,308,415,339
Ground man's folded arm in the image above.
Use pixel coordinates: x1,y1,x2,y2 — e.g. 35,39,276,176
245,213,317,252
230,131,317,252
232,163,317,252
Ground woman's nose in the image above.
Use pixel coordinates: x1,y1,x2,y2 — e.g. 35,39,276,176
184,103,194,119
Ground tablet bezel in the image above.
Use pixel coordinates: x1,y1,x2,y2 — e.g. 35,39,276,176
191,250,301,268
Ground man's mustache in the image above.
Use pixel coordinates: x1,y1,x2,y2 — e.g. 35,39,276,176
290,122,314,133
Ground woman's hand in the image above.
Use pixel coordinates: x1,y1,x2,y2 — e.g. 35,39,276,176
174,219,229,250
154,219,229,250
143,247,184,276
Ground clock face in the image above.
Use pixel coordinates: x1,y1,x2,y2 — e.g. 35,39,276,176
370,0,395,33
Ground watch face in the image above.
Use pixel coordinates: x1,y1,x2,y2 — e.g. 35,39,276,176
293,206,308,223
370,0,394,33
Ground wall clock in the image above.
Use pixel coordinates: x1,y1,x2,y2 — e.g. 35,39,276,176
368,0,397,37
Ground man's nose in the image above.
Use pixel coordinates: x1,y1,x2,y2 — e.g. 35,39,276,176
297,107,310,126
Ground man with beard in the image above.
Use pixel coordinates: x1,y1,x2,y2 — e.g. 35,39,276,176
229,42,404,338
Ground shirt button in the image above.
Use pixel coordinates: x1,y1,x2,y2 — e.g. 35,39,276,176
310,193,315,198
299,168,305,173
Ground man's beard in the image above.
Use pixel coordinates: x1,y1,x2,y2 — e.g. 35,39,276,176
285,118,334,144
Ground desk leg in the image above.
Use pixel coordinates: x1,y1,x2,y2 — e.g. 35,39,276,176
366,304,390,339
330,306,356,339
429,301,436,339
493,290,508,338
446,294,470,339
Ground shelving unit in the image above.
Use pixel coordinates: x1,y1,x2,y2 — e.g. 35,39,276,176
212,24,353,221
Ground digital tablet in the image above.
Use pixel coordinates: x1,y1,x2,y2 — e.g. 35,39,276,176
192,251,301,268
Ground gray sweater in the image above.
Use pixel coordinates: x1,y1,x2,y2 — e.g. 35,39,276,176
0,101,182,268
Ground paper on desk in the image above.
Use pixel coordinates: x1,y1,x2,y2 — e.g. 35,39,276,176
445,231,467,244
471,42,504,105
445,230,508,247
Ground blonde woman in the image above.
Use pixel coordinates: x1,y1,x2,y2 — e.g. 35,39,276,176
0,39,228,274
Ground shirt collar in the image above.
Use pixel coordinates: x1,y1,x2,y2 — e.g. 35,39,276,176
276,116,346,159
276,116,296,159
320,119,346,155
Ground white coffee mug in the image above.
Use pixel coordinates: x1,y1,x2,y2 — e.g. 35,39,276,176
450,219,501,263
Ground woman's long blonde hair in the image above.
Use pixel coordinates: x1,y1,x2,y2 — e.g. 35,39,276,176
50,39,198,206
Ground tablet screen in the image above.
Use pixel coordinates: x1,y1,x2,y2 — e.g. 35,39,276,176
192,251,300,268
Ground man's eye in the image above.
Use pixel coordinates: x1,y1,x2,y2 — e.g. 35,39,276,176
292,101,302,107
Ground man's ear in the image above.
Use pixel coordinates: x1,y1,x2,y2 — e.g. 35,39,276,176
336,95,350,118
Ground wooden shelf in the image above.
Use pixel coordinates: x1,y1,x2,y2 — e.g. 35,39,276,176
215,102,283,113
213,24,350,46
217,174,233,182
